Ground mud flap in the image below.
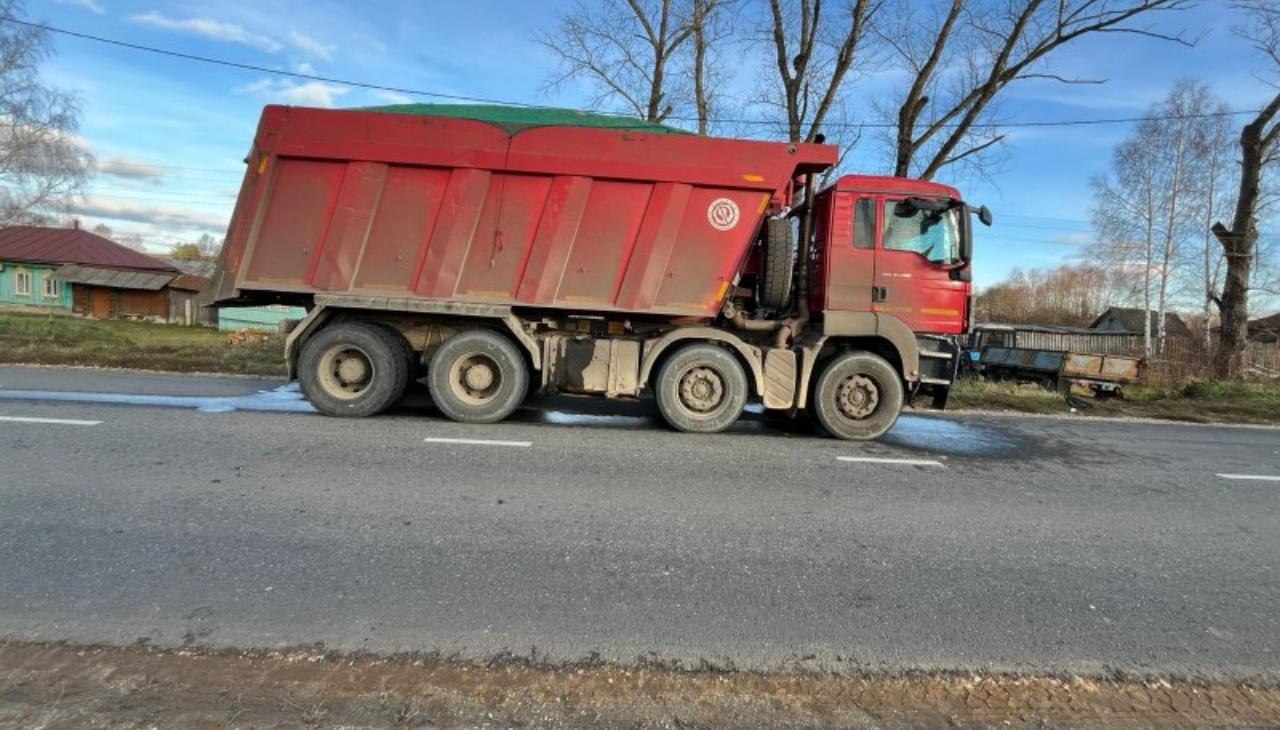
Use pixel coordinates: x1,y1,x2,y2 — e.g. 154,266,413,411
763,348,797,409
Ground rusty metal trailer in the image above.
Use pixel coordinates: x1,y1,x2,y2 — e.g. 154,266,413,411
979,346,1142,395
212,104,988,439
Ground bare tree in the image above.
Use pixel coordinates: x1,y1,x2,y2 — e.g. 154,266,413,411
759,0,878,144
196,232,221,259
539,0,730,129
1212,0,1280,377
1090,80,1229,357
0,0,92,225
90,222,112,239
1091,135,1160,356
880,0,1194,180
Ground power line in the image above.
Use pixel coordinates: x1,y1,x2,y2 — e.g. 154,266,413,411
7,16,1262,132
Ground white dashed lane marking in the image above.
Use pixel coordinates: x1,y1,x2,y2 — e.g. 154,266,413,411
424,437,532,448
838,456,945,467
0,415,103,426
1216,473,1280,482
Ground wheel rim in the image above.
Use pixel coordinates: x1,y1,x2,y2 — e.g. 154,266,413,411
677,366,727,414
836,374,880,420
449,352,503,405
317,344,375,400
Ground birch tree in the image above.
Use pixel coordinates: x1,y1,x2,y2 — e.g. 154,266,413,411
0,0,92,225
1090,81,1230,356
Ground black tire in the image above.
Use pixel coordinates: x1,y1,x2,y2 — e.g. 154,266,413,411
298,322,412,418
758,217,794,310
428,330,528,424
655,343,748,434
812,351,904,440
370,321,419,380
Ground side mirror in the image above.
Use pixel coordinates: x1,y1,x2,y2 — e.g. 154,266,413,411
977,205,993,227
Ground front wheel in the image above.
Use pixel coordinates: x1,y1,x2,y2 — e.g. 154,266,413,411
655,343,748,434
812,351,904,440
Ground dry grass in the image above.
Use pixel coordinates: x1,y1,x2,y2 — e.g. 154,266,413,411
0,310,285,376
950,376,1280,425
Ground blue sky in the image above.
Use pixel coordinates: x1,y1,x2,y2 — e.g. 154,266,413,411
35,0,1274,288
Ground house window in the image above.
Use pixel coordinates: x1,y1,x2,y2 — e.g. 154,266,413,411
43,276,60,298
14,269,32,296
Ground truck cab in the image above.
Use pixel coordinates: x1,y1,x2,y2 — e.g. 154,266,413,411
813,176,971,335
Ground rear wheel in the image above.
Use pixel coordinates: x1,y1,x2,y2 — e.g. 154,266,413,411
655,343,748,434
298,322,412,417
428,330,528,424
812,351,903,440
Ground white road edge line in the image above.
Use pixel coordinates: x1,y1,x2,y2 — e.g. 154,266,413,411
424,437,532,448
1216,473,1280,482
838,456,945,467
0,415,102,426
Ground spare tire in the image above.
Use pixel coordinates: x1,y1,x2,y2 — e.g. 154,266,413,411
758,217,794,310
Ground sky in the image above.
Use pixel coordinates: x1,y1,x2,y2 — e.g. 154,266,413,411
31,0,1278,289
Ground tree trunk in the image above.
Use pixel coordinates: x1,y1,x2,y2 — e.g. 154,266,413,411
692,0,709,135
1212,91,1280,378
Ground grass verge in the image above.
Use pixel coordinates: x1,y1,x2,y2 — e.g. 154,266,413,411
0,310,285,376
949,376,1280,425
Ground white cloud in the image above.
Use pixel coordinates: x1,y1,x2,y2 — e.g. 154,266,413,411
286,31,335,60
96,156,165,183
372,90,412,105
53,0,105,13
69,196,230,231
1051,232,1092,246
240,78,349,108
130,12,283,53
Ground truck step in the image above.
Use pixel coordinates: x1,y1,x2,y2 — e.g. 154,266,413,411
919,349,954,360
918,376,952,385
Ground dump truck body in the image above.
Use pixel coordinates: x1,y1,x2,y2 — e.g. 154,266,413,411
212,105,832,318
213,105,983,440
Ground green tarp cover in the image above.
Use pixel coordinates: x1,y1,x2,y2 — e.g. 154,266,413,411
358,103,684,134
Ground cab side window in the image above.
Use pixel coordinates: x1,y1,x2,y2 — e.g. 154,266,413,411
852,197,875,250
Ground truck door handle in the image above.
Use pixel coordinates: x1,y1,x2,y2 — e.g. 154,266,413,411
872,286,888,302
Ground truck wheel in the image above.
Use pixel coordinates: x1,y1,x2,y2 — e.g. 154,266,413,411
298,322,412,417
758,217,794,310
812,351,903,440
655,343,748,434
428,330,528,424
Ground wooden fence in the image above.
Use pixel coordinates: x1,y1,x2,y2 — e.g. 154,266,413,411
969,327,1280,375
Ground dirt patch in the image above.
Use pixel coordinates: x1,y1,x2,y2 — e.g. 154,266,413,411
2,642,1278,729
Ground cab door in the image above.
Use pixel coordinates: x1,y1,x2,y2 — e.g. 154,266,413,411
820,192,877,313
873,197,968,334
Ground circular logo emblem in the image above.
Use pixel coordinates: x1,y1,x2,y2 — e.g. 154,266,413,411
707,198,740,231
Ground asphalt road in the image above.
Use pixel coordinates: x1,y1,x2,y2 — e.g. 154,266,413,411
1,365,1277,681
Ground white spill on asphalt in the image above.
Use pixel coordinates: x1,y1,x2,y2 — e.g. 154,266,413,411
838,456,945,467
0,383,315,414
1216,473,1280,482
0,415,102,426
424,437,532,448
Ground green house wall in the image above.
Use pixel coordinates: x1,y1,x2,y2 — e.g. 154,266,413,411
218,304,307,331
0,261,74,309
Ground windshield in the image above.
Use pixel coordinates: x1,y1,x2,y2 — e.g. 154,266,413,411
883,200,961,265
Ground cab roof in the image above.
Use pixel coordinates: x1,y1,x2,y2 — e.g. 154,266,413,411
833,174,960,199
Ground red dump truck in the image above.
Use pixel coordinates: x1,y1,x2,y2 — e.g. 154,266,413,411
211,104,990,440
